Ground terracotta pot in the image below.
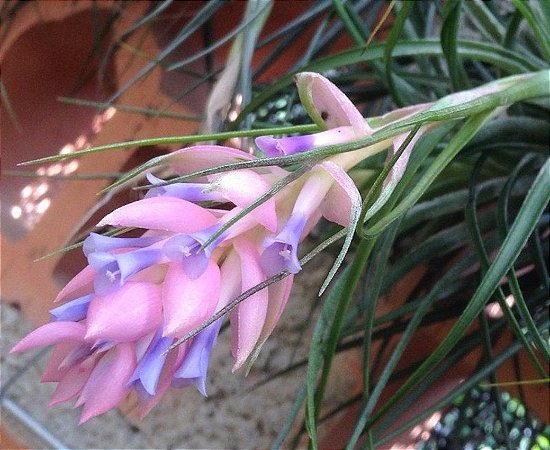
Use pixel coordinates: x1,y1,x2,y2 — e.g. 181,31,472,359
1,1,198,324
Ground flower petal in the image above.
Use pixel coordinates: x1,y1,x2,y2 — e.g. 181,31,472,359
255,126,356,157
97,197,217,233
83,233,162,257
137,347,184,418
49,362,94,406
162,261,220,337
78,342,136,423
208,169,278,231
244,275,294,370
49,294,92,321
11,322,86,353
54,265,96,303
85,282,162,342
145,173,226,203
129,331,173,396
260,214,307,276
260,275,294,344
173,319,221,396
88,248,163,295
365,127,424,218
295,72,370,134
230,240,268,371
317,160,362,227
168,145,255,176
41,342,80,382
316,161,363,295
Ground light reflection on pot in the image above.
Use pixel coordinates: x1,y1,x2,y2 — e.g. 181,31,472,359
8,107,116,233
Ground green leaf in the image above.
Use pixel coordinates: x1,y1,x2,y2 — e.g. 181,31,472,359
306,239,374,448
441,0,469,90
106,0,225,103
348,255,479,449
384,0,414,106
364,110,498,237
366,158,550,430
57,97,201,121
462,0,505,44
465,154,548,376
374,339,526,446
511,0,550,61
232,40,542,128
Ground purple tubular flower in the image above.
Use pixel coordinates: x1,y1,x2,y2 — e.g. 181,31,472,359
83,233,162,257
260,213,307,277
144,173,225,203
255,134,316,157
255,126,356,157
172,319,222,396
163,225,226,280
88,248,162,295
129,330,173,396
49,294,93,322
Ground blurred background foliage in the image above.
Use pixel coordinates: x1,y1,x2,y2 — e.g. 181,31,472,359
2,0,549,448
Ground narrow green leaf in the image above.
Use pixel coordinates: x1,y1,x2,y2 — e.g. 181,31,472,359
384,0,413,106
364,111,498,237
307,239,374,448
106,0,225,103
462,0,505,43
57,96,202,121
465,154,548,376
18,124,318,167
331,0,366,46
167,1,272,71
272,383,307,450
347,255,477,449
497,157,550,361
306,265,351,448
441,0,469,90
367,158,550,429
511,0,550,61
374,339,525,446
232,40,541,128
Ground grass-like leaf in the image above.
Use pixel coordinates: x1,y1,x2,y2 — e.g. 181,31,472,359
365,158,550,431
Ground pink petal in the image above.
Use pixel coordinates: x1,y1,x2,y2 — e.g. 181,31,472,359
97,197,217,233
216,250,242,311
365,127,424,218
230,239,268,371
295,72,370,134
78,342,136,423
137,347,185,418
384,129,423,188
162,261,221,337
54,265,96,303
11,322,86,353
41,342,80,382
85,282,162,342
259,275,294,344
168,145,255,177
316,161,363,295
208,169,278,232
244,276,294,370
317,161,362,227
49,362,94,406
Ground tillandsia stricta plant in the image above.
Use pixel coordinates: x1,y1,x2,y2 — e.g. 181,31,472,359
11,67,550,425
9,71,401,422
5,0,550,447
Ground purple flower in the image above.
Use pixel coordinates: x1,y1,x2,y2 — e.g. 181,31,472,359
129,330,173,396
260,213,307,276
172,319,222,396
